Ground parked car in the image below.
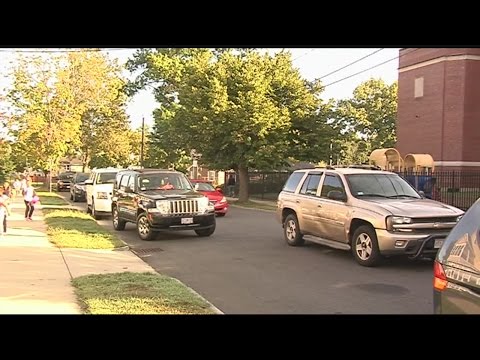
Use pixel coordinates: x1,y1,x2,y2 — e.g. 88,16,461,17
111,169,216,241
70,172,90,202
277,166,464,267
56,172,75,192
433,197,480,314
85,168,121,219
190,179,229,217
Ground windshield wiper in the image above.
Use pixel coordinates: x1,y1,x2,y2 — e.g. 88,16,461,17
387,195,419,199
356,194,389,198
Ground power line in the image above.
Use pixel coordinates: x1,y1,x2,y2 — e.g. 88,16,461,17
318,48,384,80
323,48,419,88
293,48,316,61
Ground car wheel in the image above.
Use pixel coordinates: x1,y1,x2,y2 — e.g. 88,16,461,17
137,213,156,241
73,194,78,203
91,200,100,220
112,206,126,231
284,213,304,246
195,223,216,237
70,193,73,201
351,225,382,267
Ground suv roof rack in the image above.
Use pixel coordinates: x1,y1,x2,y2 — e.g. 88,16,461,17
314,165,336,170
346,164,382,170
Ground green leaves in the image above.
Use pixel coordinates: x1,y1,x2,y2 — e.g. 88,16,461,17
127,48,336,200
6,52,133,173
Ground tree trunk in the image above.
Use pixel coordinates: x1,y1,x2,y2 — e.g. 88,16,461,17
238,164,249,202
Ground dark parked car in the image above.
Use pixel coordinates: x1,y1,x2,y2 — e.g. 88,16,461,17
434,198,480,314
70,172,90,202
56,172,75,192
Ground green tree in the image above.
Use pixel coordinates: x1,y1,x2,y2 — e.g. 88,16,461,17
7,55,81,176
335,78,397,150
127,49,333,201
56,51,132,170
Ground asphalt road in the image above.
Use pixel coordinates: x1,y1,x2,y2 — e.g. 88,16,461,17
63,193,434,314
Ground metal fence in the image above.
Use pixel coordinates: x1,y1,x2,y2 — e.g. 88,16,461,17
247,170,480,210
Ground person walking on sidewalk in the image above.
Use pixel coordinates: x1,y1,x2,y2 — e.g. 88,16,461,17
23,179,36,221
0,187,11,237
226,174,236,197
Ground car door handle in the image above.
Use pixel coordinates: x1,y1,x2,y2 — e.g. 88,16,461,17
296,200,300,203
317,204,322,208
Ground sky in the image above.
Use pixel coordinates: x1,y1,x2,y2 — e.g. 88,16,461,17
0,48,400,130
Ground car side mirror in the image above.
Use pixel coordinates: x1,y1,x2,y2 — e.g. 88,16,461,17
84,179,93,185
216,187,223,194
194,184,199,190
327,190,347,202
418,190,425,198
125,186,133,194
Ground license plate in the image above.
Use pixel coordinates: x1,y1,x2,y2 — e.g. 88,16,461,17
181,217,193,224
434,239,445,249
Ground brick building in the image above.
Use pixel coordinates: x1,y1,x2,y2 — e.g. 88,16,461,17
396,48,480,170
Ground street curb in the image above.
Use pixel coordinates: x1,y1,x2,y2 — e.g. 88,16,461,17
171,277,224,315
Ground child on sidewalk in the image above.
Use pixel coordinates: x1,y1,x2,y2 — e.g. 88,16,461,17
0,187,11,237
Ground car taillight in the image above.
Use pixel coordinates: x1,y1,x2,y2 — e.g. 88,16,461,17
433,260,448,291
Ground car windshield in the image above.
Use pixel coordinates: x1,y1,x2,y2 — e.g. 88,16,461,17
97,172,117,184
59,173,74,181
194,182,215,191
76,173,90,182
138,173,193,191
345,173,421,199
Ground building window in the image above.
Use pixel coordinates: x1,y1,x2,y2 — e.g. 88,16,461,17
208,171,216,182
414,77,424,98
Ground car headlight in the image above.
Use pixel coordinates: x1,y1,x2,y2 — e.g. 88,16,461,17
456,215,463,222
197,196,214,213
219,196,227,203
156,200,170,214
386,216,412,231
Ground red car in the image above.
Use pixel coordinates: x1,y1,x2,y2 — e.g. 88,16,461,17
190,180,229,217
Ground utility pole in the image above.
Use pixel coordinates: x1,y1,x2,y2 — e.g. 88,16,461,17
140,116,145,169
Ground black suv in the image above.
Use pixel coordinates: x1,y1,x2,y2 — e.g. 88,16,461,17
56,172,75,192
70,172,90,202
111,168,216,241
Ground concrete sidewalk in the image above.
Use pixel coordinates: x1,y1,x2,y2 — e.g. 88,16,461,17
0,196,156,314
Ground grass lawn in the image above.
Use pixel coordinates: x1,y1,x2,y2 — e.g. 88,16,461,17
43,208,124,249
72,272,217,314
231,199,277,211
36,191,69,206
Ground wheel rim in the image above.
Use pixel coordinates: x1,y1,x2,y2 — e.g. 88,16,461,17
285,219,296,241
138,216,150,236
355,233,373,260
113,209,118,227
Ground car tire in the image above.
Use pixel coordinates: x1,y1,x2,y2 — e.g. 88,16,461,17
195,223,216,237
112,206,126,231
91,200,100,220
137,213,156,241
284,213,304,246
73,194,78,203
351,225,382,267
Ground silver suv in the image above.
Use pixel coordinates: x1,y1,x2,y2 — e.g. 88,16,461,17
276,166,464,267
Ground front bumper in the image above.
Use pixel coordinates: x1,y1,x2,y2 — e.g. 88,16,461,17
214,202,228,215
376,229,450,259
147,212,216,231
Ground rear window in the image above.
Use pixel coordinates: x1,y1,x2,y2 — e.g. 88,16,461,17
283,172,306,193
